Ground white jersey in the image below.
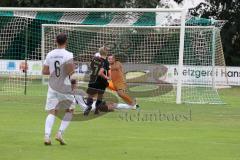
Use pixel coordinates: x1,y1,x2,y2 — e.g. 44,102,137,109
44,48,75,111
44,48,73,75
44,48,74,92
94,52,101,57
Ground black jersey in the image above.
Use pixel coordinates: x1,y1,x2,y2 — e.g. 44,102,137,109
89,56,109,85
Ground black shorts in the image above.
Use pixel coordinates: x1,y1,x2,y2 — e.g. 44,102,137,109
87,81,109,95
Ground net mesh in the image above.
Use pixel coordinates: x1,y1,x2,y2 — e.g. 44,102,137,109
0,9,227,104
43,25,226,104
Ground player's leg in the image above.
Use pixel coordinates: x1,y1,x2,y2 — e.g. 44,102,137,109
94,81,108,114
44,109,57,145
107,80,117,91
56,108,73,145
98,101,114,112
74,88,88,111
44,89,59,145
115,103,134,109
84,93,94,115
116,89,140,109
94,93,104,114
112,82,135,106
75,94,88,110
97,101,137,111
84,84,97,115
98,101,135,111
116,89,135,106
55,96,75,145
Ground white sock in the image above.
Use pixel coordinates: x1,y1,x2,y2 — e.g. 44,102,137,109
75,95,87,111
58,112,72,134
116,103,133,109
45,114,55,137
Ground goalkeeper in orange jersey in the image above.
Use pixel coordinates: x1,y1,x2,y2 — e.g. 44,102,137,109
107,54,139,109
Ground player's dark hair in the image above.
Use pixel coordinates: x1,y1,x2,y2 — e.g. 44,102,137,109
107,53,113,57
108,53,118,61
56,33,67,45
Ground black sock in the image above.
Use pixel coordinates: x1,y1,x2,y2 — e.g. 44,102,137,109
96,99,103,107
86,97,93,107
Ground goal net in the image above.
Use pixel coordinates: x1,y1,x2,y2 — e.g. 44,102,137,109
0,8,227,104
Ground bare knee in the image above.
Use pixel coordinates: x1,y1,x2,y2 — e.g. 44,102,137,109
65,108,74,113
48,109,57,115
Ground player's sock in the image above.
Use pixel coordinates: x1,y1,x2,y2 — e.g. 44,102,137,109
115,103,133,109
58,112,72,134
75,95,87,110
118,92,135,105
86,97,93,106
84,97,93,116
45,114,55,137
95,99,102,114
96,99,103,106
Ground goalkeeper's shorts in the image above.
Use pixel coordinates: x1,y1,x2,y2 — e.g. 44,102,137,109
108,80,127,91
45,87,75,111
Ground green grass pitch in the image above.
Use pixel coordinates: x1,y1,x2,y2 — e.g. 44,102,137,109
0,84,240,160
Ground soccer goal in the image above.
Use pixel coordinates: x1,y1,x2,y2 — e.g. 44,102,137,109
0,8,226,104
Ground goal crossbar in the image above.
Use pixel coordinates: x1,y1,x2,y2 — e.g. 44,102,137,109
42,24,215,29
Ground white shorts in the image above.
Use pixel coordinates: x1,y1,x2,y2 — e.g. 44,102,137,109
45,87,75,111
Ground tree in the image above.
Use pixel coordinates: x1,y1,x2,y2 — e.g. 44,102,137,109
6,0,159,8
189,0,240,66
1,0,18,7
125,0,159,8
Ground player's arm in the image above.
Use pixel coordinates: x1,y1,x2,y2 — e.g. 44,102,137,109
65,59,75,76
65,57,77,90
106,60,111,80
98,68,109,80
98,59,110,80
42,56,50,75
66,62,77,90
42,65,50,75
108,69,111,80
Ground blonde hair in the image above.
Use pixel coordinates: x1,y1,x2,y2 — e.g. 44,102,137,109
99,46,108,56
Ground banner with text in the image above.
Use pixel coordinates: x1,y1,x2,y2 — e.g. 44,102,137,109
1,60,240,86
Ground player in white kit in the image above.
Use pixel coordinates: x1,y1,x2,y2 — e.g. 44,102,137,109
42,33,77,145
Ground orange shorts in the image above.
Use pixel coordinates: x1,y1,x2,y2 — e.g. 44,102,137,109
108,80,126,91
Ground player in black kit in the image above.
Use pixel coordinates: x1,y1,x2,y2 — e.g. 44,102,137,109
84,46,110,115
